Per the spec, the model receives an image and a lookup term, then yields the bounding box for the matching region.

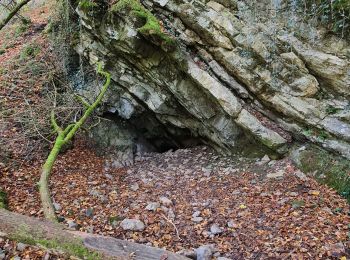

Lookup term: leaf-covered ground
[0,1,349,260]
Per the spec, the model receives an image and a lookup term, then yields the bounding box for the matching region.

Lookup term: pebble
[16,243,27,251]
[53,202,62,212]
[130,183,139,191]
[85,208,94,218]
[210,224,223,235]
[167,209,175,220]
[67,220,78,230]
[191,216,204,223]
[159,196,173,206]
[176,249,196,258]
[196,245,215,260]
[227,220,237,228]
[145,202,160,211]
[266,170,284,179]
[120,219,145,231]
[192,211,201,218]
[0,251,4,260]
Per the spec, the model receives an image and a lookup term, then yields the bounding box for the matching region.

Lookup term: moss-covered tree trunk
[0,0,31,31]
[39,63,111,221]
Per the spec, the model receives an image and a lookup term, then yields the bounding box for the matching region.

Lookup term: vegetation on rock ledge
[111,0,176,52]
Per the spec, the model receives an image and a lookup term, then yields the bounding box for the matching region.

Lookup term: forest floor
[0,1,350,260]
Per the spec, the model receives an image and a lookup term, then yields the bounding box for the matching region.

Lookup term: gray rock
[16,243,27,252]
[227,220,237,228]
[191,216,204,223]
[130,183,139,191]
[210,224,223,235]
[217,257,232,260]
[159,196,173,206]
[145,202,160,211]
[192,211,201,218]
[120,219,145,231]
[85,208,94,218]
[0,232,7,237]
[196,245,216,260]
[0,251,5,260]
[53,202,62,212]
[176,249,196,258]
[67,220,78,230]
[266,170,284,179]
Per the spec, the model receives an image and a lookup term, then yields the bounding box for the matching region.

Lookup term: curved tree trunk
[0,0,31,31]
[39,63,111,221]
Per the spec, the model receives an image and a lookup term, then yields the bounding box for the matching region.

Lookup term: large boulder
[67,0,350,159]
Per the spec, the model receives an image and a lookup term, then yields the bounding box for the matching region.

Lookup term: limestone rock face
[71,0,350,158]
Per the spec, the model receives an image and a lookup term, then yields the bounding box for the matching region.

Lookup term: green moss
[12,226,101,260]
[20,43,40,60]
[111,0,176,52]
[296,146,350,203]
[0,190,8,209]
[78,0,97,12]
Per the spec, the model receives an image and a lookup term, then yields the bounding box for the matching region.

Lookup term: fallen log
[0,209,188,260]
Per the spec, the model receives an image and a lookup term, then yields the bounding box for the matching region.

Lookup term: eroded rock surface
[72,0,350,158]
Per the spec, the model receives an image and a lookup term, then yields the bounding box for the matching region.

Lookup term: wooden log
[0,209,189,260]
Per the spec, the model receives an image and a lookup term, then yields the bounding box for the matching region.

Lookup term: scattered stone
[176,249,196,258]
[295,170,307,180]
[145,202,160,211]
[0,251,5,260]
[192,211,201,218]
[191,216,204,223]
[167,209,176,220]
[16,243,27,252]
[130,183,139,191]
[289,192,298,197]
[202,167,212,177]
[159,196,173,206]
[196,245,215,260]
[266,170,284,179]
[0,232,7,237]
[120,219,145,231]
[256,154,270,166]
[53,202,62,212]
[13,256,21,260]
[67,220,78,230]
[86,226,94,233]
[217,257,231,260]
[227,220,237,228]
[210,224,223,235]
[85,208,94,218]
[105,173,113,180]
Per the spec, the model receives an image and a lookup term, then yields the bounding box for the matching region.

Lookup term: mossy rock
[291,145,350,202]
[111,0,176,52]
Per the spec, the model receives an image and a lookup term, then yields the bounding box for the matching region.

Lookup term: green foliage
[20,43,40,60]
[297,146,350,203]
[111,0,176,52]
[305,0,350,37]
[325,105,341,115]
[0,190,8,209]
[15,19,31,36]
[78,0,97,12]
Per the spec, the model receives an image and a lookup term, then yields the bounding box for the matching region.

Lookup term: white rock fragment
[120,219,145,231]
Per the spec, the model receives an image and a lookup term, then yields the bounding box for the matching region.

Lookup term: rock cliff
[70,0,350,158]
